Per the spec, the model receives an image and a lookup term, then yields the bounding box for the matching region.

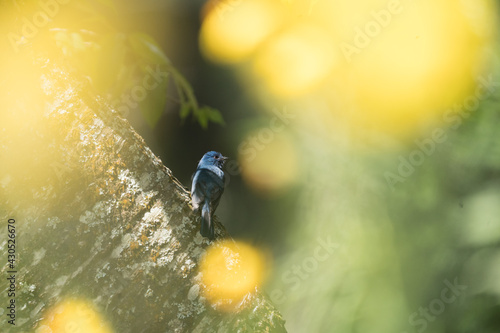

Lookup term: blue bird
[191,151,228,240]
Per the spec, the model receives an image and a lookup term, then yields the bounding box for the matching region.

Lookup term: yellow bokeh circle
[199,0,282,64]
[253,23,336,96]
[338,0,497,136]
[238,132,298,194]
[200,0,497,138]
[199,240,266,311]
[37,299,113,333]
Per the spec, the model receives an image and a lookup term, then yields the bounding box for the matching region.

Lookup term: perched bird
[191,151,228,240]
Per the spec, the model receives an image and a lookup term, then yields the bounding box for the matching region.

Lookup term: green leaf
[128,33,170,66]
[203,106,225,126]
[193,106,225,128]
[180,104,191,120]
[197,110,209,129]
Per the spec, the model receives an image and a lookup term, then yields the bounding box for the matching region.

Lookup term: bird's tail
[200,202,214,240]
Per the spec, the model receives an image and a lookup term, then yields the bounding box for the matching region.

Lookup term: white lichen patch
[87,118,106,143]
[114,133,123,143]
[47,216,61,229]
[79,118,104,148]
[93,200,112,219]
[94,295,104,306]
[40,185,54,197]
[92,233,106,251]
[35,325,51,333]
[32,248,46,266]
[179,258,196,278]
[156,248,175,266]
[190,245,205,261]
[191,316,214,333]
[111,233,133,258]
[94,263,110,282]
[139,172,153,188]
[118,169,143,196]
[55,275,68,287]
[187,284,200,301]
[177,291,206,320]
[168,318,182,331]
[176,303,190,319]
[142,205,167,229]
[192,272,203,284]
[16,317,29,327]
[122,262,155,281]
[170,215,196,239]
[193,233,203,245]
[79,200,112,229]
[136,190,157,209]
[79,210,94,228]
[180,216,197,233]
[150,227,172,246]
[30,302,44,319]
[40,74,53,94]
[70,256,94,280]
[110,226,123,239]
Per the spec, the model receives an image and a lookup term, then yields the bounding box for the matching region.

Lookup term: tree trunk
[0,62,287,333]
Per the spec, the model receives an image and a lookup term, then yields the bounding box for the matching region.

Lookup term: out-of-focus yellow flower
[200,0,497,138]
[336,0,497,137]
[253,23,336,96]
[199,0,282,64]
[199,240,266,311]
[37,299,113,333]
[238,132,298,194]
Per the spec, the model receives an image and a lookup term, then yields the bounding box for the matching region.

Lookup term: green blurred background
[3,0,500,332]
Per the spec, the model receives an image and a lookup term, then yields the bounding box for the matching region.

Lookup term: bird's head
[199,151,228,169]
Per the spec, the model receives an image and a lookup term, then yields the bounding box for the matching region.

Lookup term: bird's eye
[214,155,219,159]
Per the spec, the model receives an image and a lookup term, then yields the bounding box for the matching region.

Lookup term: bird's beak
[222,156,229,161]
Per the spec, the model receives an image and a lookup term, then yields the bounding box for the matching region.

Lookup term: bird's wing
[193,169,224,211]
[191,170,205,210]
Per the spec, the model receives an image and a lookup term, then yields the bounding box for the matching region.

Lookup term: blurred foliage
[197,0,500,332]
[2,0,223,128]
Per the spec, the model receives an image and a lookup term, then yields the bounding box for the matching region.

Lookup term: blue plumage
[191,151,227,240]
